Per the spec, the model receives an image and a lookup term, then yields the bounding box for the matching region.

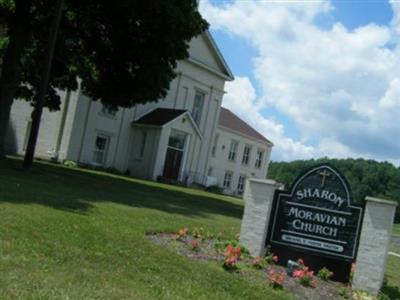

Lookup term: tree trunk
[23,0,64,169]
[0,0,32,158]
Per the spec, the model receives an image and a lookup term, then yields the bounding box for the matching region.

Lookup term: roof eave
[204,30,235,81]
[218,124,274,147]
[187,57,233,81]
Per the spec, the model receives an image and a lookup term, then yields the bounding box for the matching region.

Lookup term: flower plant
[190,239,200,251]
[292,258,315,287]
[173,227,188,241]
[264,246,279,264]
[267,269,286,289]
[252,256,265,269]
[317,267,334,281]
[192,227,204,239]
[350,262,356,284]
[223,244,241,269]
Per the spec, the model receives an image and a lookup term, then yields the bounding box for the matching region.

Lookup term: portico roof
[133,108,187,126]
[132,108,203,139]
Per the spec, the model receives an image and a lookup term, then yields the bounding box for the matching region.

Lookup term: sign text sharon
[269,164,363,260]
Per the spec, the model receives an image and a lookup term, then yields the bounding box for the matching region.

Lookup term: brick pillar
[353,196,398,295]
[239,178,282,257]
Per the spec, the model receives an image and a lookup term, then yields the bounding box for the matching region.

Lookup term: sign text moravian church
[269,164,363,260]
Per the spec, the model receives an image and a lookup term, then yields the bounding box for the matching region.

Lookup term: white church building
[5,31,273,196]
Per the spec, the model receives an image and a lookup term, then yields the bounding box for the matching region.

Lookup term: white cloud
[200,0,400,165]
[223,77,317,160]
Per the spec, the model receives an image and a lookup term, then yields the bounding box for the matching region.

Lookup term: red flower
[351,263,356,273]
[267,269,286,288]
[223,244,241,269]
[293,269,304,278]
[235,246,241,256]
[191,239,199,250]
[224,244,234,257]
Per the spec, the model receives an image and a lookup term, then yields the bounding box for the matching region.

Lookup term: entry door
[163,148,183,180]
[163,129,186,180]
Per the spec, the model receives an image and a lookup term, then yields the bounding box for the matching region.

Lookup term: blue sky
[200,0,400,165]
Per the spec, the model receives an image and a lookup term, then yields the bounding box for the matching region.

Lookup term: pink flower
[253,256,262,264]
[293,269,304,278]
[272,255,278,263]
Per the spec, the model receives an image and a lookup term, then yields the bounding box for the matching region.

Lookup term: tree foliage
[1,0,208,108]
[268,158,400,222]
[0,0,208,155]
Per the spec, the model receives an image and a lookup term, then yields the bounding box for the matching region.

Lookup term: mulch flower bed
[147,230,361,300]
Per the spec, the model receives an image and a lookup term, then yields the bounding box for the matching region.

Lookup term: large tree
[0,0,208,157]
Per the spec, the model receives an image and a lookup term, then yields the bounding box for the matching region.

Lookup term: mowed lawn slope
[0,158,292,300]
[393,224,400,236]
[1,158,399,299]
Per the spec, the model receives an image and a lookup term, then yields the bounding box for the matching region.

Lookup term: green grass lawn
[393,223,400,236]
[381,255,400,299]
[0,158,292,299]
[0,158,399,299]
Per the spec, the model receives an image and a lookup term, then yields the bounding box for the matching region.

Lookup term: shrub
[317,267,333,281]
[292,259,315,287]
[223,244,241,269]
[105,167,123,175]
[205,185,223,194]
[267,269,286,289]
[192,227,204,239]
[338,286,350,299]
[172,228,188,241]
[63,160,77,168]
[352,290,377,300]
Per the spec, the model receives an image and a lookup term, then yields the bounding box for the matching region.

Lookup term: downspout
[112,108,126,167]
[77,98,92,163]
[173,72,182,109]
[55,90,71,161]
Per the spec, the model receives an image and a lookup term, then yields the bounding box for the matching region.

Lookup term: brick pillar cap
[248,178,283,188]
[365,196,398,207]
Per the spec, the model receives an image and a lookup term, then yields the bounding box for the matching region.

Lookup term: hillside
[267,158,400,222]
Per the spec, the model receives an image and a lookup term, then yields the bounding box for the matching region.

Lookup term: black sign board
[268,164,363,262]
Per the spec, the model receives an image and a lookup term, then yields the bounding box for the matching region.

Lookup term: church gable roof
[218,107,273,145]
[187,31,234,81]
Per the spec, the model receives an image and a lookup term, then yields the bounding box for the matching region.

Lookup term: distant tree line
[267,158,400,223]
